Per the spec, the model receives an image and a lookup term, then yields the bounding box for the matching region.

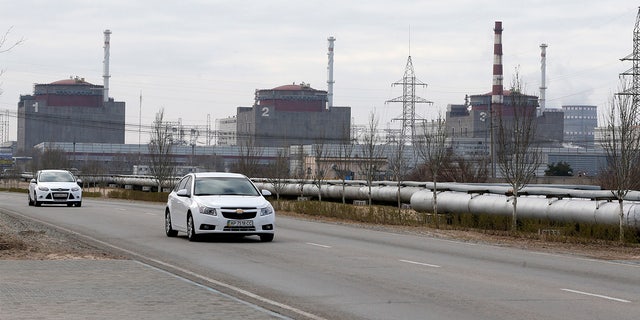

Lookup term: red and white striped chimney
[491,21,503,107]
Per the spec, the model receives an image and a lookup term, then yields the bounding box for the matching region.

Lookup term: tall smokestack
[327,36,335,110]
[539,43,548,115]
[103,29,111,103]
[491,21,503,107]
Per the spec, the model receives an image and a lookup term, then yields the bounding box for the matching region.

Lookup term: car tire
[34,196,41,207]
[260,234,274,242]
[187,214,199,242]
[28,193,34,206]
[165,210,178,237]
[75,202,82,207]
[67,203,73,207]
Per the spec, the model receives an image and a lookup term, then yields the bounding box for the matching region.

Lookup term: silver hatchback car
[165,172,275,242]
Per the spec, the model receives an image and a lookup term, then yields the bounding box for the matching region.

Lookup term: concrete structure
[327,36,336,110]
[215,116,237,146]
[17,77,126,151]
[562,105,598,148]
[539,43,548,114]
[236,83,350,147]
[446,93,564,147]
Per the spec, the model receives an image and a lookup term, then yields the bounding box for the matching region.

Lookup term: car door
[171,175,193,231]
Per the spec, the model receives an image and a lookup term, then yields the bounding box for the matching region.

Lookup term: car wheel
[75,202,82,207]
[165,210,178,237]
[187,214,199,242]
[260,234,274,242]
[28,193,34,206]
[34,194,41,207]
[67,203,73,207]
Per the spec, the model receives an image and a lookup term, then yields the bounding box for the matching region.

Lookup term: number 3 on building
[261,107,270,117]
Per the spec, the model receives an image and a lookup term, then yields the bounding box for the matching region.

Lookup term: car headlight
[71,187,80,192]
[37,186,49,191]
[199,206,217,216]
[260,206,274,216]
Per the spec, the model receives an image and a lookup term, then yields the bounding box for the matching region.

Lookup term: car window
[183,176,192,196]
[39,171,75,183]
[174,177,187,192]
[194,177,260,196]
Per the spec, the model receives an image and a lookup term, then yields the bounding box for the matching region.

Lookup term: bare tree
[495,74,543,232]
[311,141,329,202]
[358,111,385,206]
[600,78,640,242]
[265,149,290,200]
[388,136,409,212]
[234,135,263,178]
[0,27,24,95]
[32,147,70,171]
[336,139,355,204]
[415,115,449,227]
[148,108,176,192]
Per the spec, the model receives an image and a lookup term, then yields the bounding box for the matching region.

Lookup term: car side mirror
[261,189,272,197]
[76,179,83,188]
[29,178,36,184]
[176,189,190,197]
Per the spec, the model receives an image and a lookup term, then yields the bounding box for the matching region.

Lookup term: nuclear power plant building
[17,77,126,151]
[236,83,351,147]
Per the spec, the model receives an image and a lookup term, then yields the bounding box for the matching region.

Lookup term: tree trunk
[619,199,625,243]
[511,192,518,232]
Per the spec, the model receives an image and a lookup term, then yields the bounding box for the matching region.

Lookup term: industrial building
[16,30,125,152]
[236,82,351,148]
[17,77,126,151]
[562,105,598,148]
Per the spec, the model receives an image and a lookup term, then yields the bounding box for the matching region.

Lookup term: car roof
[191,172,248,179]
[38,169,72,173]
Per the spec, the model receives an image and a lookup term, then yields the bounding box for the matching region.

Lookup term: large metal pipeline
[252,179,640,230]
[76,175,640,229]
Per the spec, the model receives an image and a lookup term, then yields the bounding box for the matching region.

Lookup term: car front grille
[46,192,70,201]
[220,207,257,219]
[223,226,256,232]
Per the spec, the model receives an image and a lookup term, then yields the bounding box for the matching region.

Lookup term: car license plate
[227,220,253,227]
[53,193,68,199]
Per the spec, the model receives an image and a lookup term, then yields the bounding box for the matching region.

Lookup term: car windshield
[193,177,260,196]
[39,171,75,183]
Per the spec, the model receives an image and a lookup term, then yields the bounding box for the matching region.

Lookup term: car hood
[38,182,80,190]
[195,195,270,208]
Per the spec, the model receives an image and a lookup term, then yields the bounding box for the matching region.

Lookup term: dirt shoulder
[0,211,124,260]
[1,209,639,262]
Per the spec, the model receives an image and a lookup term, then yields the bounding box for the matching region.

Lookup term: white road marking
[399,259,441,268]
[306,242,332,248]
[561,288,631,303]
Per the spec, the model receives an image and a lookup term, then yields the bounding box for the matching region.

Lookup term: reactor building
[16,30,125,152]
[236,82,351,147]
[17,77,126,151]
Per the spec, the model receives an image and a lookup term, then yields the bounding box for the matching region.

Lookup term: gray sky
[0,0,638,144]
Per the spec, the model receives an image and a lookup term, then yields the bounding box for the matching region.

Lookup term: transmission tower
[386,56,433,142]
[619,7,640,105]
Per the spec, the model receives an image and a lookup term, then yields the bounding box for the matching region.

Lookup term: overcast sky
[1,0,638,144]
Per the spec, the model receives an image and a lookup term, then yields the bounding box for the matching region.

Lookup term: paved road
[1,192,640,319]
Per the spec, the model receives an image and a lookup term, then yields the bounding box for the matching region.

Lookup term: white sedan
[165,172,275,242]
[28,169,83,207]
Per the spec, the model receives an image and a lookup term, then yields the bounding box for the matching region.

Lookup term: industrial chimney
[327,36,335,110]
[103,29,111,103]
[539,43,548,115]
[491,21,504,108]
